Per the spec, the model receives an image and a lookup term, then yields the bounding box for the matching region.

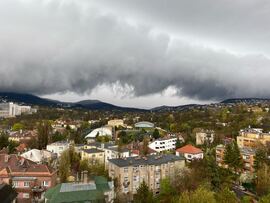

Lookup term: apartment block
[237,128,270,148]
[148,135,184,153]
[108,154,185,196]
[216,144,256,174]
[196,130,214,145]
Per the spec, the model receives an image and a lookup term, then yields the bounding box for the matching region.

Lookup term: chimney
[4,155,9,163]
[83,170,88,183]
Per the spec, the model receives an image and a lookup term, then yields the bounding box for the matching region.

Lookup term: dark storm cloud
[0,0,270,101]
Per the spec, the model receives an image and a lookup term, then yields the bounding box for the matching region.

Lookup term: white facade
[21,149,53,163]
[0,102,33,118]
[176,151,203,162]
[148,138,178,152]
[85,127,113,138]
[46,141,69,157]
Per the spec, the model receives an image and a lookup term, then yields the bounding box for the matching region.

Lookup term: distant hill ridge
[0,92,270,112]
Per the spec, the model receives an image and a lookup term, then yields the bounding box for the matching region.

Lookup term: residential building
[108,154,185,196]
[216,144,256,174]
[176,144,203,162]
[8,130,37,143]
[0,102,34,118]
[237,127,270,148]
[77,142,130,167]
[46,141,69,157]
[196,130,214,145]
[107,119,125,128]
[148,136,184,153]
[0,183,17,203]
[85,126,113,139]
[21,149,54,164]
[81,148,105,164]
[0,154,57,203]
[44,176,114,203]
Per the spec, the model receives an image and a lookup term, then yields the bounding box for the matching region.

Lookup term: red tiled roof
[0,154,55,174]
[176,144,203,154]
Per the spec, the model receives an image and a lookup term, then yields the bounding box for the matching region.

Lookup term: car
[239,185,246,191]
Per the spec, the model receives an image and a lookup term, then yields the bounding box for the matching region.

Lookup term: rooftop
[176,144,203,154]
[108,154,184,167]
[83,148,104,154]
[45,176,112,203]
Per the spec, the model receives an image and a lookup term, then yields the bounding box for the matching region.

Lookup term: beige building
[81,148,105,164]
[216,144,256,174]
[196,130,214,145]
[237,128,270,148]
[108,154,185,196]
[107,119,125,128]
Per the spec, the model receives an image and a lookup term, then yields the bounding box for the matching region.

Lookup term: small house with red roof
[176,144,203,162]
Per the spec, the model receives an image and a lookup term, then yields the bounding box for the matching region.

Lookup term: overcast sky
[1,0,270,108]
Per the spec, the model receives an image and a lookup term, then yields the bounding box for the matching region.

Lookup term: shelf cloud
[1,0,270,105]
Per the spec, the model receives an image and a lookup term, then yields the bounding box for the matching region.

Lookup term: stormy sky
[1,0,270,108]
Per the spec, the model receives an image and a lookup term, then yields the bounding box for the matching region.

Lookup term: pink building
[0,154,57,203]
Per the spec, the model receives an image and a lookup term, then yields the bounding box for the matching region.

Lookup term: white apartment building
[0,102,33,118]
[148,136,184,153]
[46,141,69,157]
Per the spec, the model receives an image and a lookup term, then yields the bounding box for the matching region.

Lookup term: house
[44,176,114,203]
[176,144,203,162]
[0,183,17,203]
[77,142,130,167]
[108,154,185,196]
[8,130,37,143]
[0,154,57,203]
[195,130,214,145]
[46,141,69,157]
[148,135,184,153]
[81,148,105,164]
[21,149,53,164]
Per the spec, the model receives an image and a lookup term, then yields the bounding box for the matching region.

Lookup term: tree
[12,123,25,131]
[8,140,19,154]
[256,164,270,196]
[59,149,71,183]
[178,186,216,203]
[142,138,149,156]
[0,132,9,149]
[224,141,243,172]
[215,187,238,203]
[254,146,268,170]
[175,137,182,149]
[37,121,52,149]
[159,178,176,202]
[152,129,160,139]
[259,192,270,203]
[134,181,154,203]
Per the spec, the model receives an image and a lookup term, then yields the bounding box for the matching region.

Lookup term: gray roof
[83,148,104,154]
[108,154,185,167]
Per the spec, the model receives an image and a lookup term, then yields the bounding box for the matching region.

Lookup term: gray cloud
[0,0,270,102]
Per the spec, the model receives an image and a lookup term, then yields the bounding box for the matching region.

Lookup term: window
[124,167,128,173]
[24,181,30,187]
[43,181,49,187]
[13,181,18,188]
[22,193,29,198]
